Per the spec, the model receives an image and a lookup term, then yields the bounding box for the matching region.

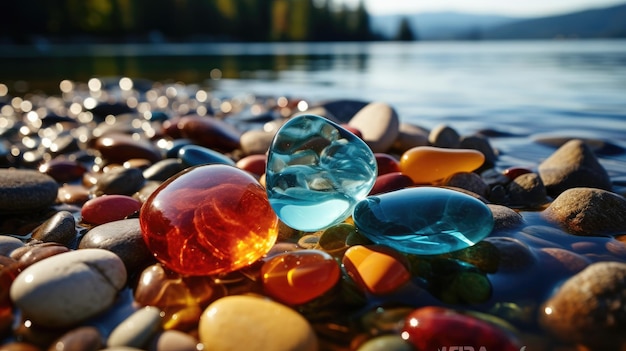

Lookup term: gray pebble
[428,124,460,148]
[94,167,145,196]
[107,306,162,349]
[0,169,59,212]
[31,210,76,247]
[506,172,549,208]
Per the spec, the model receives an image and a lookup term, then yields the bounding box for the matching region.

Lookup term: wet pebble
[81,195,142,226]
[93,133,162,165]
[142,159,185,182]
[10,248,127,328]
[505,172,549,208]
[146,330,199,351]
[348,102,399,153]
[542,187,626,235]
[0,169,59,212]
[107,306,162,349]
[538,139,612,196]
[198,295,318,351]
[484,237,537,272]
[428,124,460,148]
[57,184,91,204]
[399,146,485,184]
[487,204,524,232]
[443,172,490,198]
[540,261,626,349]
[78,218,153,274]
[239,129,275,155]
[30,211,76,247]
[38,159,87,183]
[178,144,235,167]
[48,326,104,351]
[176,115,241,152]
[0,235,24,256]
[342,245,410,295]
[93,167,145,196]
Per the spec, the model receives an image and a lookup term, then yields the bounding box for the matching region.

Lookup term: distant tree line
[1,0,380,44]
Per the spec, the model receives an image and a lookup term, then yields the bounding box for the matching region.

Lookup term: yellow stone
[399,146,485,184]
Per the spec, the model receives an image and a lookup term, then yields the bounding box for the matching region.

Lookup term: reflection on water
[1,40,625,170]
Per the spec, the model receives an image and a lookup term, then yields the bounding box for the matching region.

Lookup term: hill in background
[371,2,626,40]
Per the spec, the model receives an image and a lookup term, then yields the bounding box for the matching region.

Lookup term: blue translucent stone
[178,144,236,167]
[265,114,377,231]
[352,187,494,255]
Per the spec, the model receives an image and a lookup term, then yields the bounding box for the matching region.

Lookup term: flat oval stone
[265,114,377,231]
[348,102,399,153]
[94,167,145,196]
[198,295,318,351]
[261,249,340,305]
[353,187,494,255]
[177,115,241,152]
[107,306,162,349]
[9,248,127,328]
[49,326,104,351]
[81,195,142,226]
[147,330,199,351]
[79,218,153,274]
[342,245,410,295]
[0,169,59,212]
[399,146,485,184]
[177,144,235,168]
[31,210,76,247]
[236,154,267,177]
[142,159,185,182]
[39,159,87,183]
[93,133,162,165]
[401,306,520,351]
[140,164,278,275]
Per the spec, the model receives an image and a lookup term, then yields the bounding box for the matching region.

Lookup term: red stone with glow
[140,164,278,276]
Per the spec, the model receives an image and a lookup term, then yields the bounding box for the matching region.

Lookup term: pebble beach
[1,77,626,351]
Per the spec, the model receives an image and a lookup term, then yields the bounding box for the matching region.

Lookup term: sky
[341,0,626,17]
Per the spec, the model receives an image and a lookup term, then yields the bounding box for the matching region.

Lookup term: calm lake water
[2,39,626,179]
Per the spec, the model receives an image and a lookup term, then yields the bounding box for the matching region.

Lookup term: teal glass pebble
[352,187,494,255]
[178,144,236,167]
[265,114,377,231]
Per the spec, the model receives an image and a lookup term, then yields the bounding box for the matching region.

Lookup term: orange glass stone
[399,146,485,184]
[342,245,410,295]
[140,164,279,276]
[261,250,340,305]
[134,263,224,330]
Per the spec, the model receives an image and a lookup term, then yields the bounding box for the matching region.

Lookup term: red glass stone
[81,195,142,225]
[140,164,278,276]
[375,153,401,175]
[502,166,533,180]
[401,307,520,351]
[261,250,340,305]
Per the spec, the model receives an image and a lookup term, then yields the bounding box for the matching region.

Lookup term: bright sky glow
[342,0,626,17]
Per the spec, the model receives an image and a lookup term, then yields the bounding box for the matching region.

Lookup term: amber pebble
[261,250,340,305]
[177,115,241,152]
[39,159,87,183]
[375,153,400,175]
[401,307,520,351]
[140,164,278,276]
[399,146,485,184]
[134,263,225,331]
[369,172,414,195]
[93,133,162,164]
[342,245,410,295]
[236,154,267,177]
[81,195,142,226]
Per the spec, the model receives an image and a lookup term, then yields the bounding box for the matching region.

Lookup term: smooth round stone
[240,129,276,155]
[261,250,340,305]
[140,164,278,275]
[177,115,241,152]
[39,159,87,183]
[0,169,59,212]
[353,187,494,255]
[198,295,318,351]
[342,245,410,295]
[81,195,142,226]
[9,248,127,328]
[370,172,414,195]
[357,335,413,351]
[374,153,400,175]
[177,144,235,167]
[31,210,76,247]
[142,159,185,182]
[0,236,24,256]
[236,154,267,177]
[147,330,199,351]
[399,146,485,184]
[107,306,162,349]
[348,102,399,153]
[49,326,104,351]
[401,307,520,351]
[93,133,162,165]
[265,114,377,231]
[428,124,460,148]
[94,167,145,196]
[79,218,153,274]
[57,184,91,204]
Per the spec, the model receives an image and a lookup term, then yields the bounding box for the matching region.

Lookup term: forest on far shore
[1,0,417,44]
